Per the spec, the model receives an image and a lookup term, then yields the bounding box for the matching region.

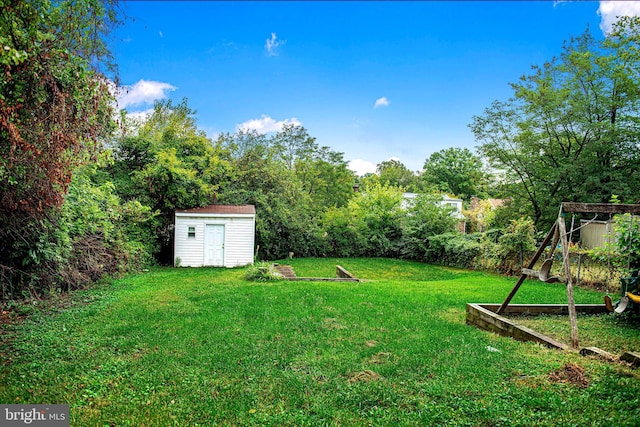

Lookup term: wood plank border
[466,303,609,350]
[285,277,359,282]
[285,265,360,282]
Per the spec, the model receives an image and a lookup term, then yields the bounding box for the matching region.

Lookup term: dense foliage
[2,5,640,299]
[215,125,355,260]
[0,0,122,297]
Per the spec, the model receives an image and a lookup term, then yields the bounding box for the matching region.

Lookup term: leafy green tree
[216,125,355,259]
[272,124,317,171]
[376,159,422,192]
[471,21,640,227]
[108,99,229,261]
[295,145,356,211]
[217,131,321,259]
[422,148,489,200]
[400,194,459,260]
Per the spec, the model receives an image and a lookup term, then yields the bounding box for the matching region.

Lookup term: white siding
[174,220,205,267]
[580,220,613,250]
[220,217,255,267]
[174,213,255,267]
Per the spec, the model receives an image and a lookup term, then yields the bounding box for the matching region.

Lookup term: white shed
[174,204,256,267]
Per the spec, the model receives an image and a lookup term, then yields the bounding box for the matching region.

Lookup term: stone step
[275,264,297,279]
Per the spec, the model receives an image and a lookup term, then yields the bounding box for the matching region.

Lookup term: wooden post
[497,222,558,315]
[558,212,579,349]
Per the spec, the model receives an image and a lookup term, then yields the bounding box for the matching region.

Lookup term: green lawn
[1,258,639,426]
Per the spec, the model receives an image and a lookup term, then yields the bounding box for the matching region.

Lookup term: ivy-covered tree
[0,0,121,294]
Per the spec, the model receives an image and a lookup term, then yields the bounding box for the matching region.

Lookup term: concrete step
[275,264,297,279]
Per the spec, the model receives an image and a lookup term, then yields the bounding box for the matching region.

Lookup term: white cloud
[125,108,154,122]
[374,96,390,108]
[116,79,177,110]
[265,32,284,56]
[236,115,301,133]
[348,159,377,176]
[598,1,640,34]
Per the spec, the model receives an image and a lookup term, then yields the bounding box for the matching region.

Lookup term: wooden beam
[562,202,640,214]
[497,222,558,315]
[558,213,579,349]
[466,304,568,350]
[621,351,640,367]
[336,265,358,280]
[478,304,609,315]
[580,347,616,362]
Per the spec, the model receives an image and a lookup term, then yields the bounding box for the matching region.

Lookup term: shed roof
[175,204,256,215]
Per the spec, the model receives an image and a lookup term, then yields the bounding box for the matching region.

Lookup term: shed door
[204,224,225,266]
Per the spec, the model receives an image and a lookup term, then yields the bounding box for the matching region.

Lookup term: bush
[425,233,484,269]
[494,218,537,275]
[244,262,285,281]
[400,193,459,260]
[589,213,640,278]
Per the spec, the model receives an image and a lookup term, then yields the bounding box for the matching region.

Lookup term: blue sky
[113,1,640,175]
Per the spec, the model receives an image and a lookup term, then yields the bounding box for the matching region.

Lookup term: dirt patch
[365,340,377,347]
[348,369,382,383]
[548,363,590,388]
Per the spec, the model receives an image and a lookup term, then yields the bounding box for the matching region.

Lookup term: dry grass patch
[367,352,392,364]
[347,370,383,383]
[323,317,346,330]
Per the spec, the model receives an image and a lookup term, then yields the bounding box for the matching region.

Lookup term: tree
[108,99,229,262]
[422,148,489,200]
[376,159,422,192]
[294,145,356,211]
[215,125,355,259]
[471,21,640,227]
[0,0,119,214]
[0,0,121,293]
[321,183,405,258]
[400,193,459,260]
[216,130,321,259]
[271,124,317,170]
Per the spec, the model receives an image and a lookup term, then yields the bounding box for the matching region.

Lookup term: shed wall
[174,214,255,267]
[580,220,613,250]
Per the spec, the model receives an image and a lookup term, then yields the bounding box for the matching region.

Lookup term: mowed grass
[1,258,639,426]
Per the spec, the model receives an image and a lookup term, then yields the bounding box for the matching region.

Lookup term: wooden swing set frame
[496,202,640,349]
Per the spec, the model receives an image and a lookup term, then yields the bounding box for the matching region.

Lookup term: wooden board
[621,351,640,368]
[562,202,640,214]
[479,304,609,315]
[466,303,568,350]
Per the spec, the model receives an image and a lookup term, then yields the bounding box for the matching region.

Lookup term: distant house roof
[175,204,256,215]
